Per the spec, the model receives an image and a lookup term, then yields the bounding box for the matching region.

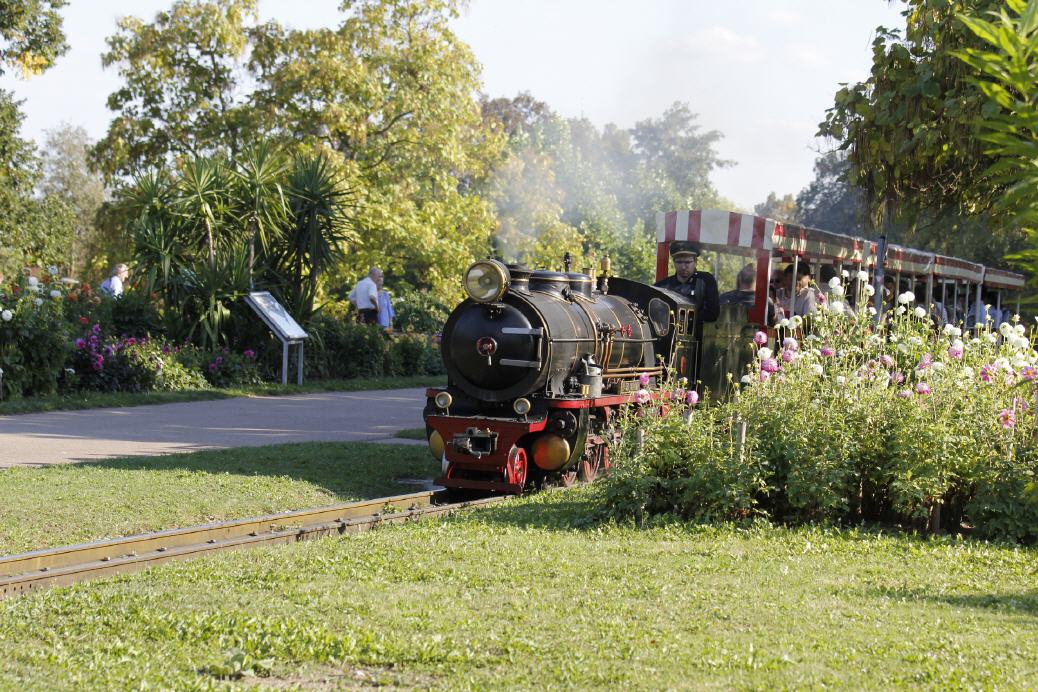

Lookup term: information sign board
[244,292,308,341]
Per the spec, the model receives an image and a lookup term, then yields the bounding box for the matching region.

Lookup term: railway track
[0,489,505,599]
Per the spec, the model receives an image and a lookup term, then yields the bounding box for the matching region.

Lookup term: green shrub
[607,402,763,523]
[608,280,1038,543]
[0,283,72,398]
[393,288,450,334]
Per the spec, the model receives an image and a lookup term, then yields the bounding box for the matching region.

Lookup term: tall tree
[795,151,865,235]
[754,192,800,224]
[819,0,1005,232]
[249,0,501,298]
[92,0,259,179]
[0,0,67,77]
[39,125,106,274]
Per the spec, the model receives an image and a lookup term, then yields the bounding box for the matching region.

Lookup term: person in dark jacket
[654,240,720,323]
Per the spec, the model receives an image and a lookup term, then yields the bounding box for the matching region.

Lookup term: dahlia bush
[609,277,1038,542]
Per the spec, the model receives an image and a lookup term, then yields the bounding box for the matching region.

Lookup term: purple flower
[74,338,86,349]
[947,345,964,360]
[162,345,170,355]
[208,363,218,373]
[820,346,835,358]
[915,381,931,395]
[753,331,768,346]
[635,388,651,404]
[880,354,894,369]
[638,372,650,386]
[1020,365,1037,381]
[103,346,114,357]
[917,354,933,370]
[215,356,223,366]
[759,370,772,383]
[890,372,905,385]
[781,349,796,364]
[981,365,994,384]
[897,389,912,399]
[91,324,101,335]
[761,357,780,374]
[243,349,256,360]
[782,337,799,351]
[686,390,700,406]
[998,408,1016,429]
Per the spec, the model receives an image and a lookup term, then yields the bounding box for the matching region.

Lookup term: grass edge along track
[0,489,505,599]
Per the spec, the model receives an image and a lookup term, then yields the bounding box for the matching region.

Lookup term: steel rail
[0,490,505,599]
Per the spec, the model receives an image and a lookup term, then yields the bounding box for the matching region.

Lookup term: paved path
[0,388,429,468]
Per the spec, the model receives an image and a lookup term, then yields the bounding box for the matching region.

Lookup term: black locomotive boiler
[424,258,699,493]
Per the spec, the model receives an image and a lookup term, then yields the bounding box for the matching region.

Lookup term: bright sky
[0,0,904,211]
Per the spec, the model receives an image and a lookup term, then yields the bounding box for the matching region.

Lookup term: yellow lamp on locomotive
[434,391,453,409]
[512,397,532,415]
[464,259,510,302]
[428,429,445,460]
[530,433,571,471]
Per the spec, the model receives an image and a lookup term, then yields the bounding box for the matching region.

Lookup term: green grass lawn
[0,375,444,416]
[0,442,438,555]
[2,484,1036,689]
[394,426,427,440]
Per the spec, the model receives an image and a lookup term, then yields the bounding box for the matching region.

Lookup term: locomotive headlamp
[434,391,453,409]
[513,397,532,415]
[464,259,510,302]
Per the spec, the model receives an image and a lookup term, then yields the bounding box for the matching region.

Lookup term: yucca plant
[231,142,288,289]
[273,153,358,320]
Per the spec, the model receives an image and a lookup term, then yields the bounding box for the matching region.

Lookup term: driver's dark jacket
[654,272,720,324]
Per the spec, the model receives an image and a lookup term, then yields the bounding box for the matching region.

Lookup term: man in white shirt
[349,268,383,324]
[100,263,129,297]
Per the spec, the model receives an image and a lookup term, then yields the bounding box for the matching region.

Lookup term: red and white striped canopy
[655,210,773,252]
[772,223,875,265]
[884,244,934,276]
[655,209,1025,290]
[983,267,1026,290]
[933,254,984,284]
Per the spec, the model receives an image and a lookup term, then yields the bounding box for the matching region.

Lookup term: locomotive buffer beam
[452,427,498,458]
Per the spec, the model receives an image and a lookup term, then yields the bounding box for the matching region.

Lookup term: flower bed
[608,276,1038,542]
[0,269,444,400]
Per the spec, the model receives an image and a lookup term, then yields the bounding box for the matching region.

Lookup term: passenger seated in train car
[719,263,780,326]
[818,265,838,296]
[791,263,817,316]
[968,289,1001,329]
[882,275,896,312]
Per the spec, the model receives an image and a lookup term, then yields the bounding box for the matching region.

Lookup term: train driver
[654,240,720,325]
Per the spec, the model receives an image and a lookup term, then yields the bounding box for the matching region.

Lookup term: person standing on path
[350,268,382,324]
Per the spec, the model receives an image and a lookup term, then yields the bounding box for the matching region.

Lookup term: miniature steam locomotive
[423,257,698,493]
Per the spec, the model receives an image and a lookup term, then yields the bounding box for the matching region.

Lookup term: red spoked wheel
[579,443,608,483]
[505,446,529,489]
[559,469,578,487]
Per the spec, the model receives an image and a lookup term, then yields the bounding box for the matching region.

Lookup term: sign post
[243,292,309,385]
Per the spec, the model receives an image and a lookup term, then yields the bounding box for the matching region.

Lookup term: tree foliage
[819,1,1003,223]
[792,151,866,236]
[92,0,259,179]
[39,125,107,274]
[480,96,730,282]
[754,192,800,225]
[0,0,68,77]
[955,0,1038,282]
[0,93,74,279]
